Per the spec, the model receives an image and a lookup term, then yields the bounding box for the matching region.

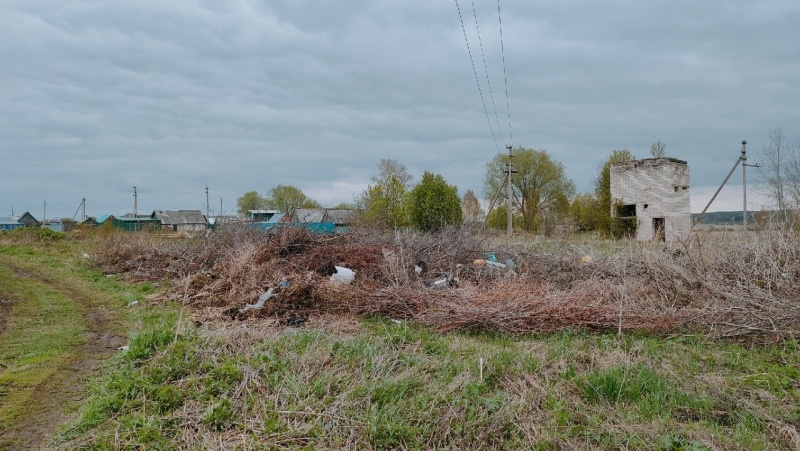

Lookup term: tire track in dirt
[0,297,16,336]
[0,261,126,450]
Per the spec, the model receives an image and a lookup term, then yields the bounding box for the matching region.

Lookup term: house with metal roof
[0,212,41,230]
[151,210,207,232]
[96,214,160,231]
[0,217,24,231]
[248,210,280,222]
[290,208,360,234]
[293,208,326,223]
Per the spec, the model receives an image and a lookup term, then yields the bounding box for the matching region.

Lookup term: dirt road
[0,260,126,450]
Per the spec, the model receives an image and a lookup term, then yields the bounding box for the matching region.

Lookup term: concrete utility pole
[506,145,514,238]
[205,184,210,221]
[82,197,86,222]
[741,140,761,235]
[741,141,748,234]
[133,186,138,217]
[43,201,46,226]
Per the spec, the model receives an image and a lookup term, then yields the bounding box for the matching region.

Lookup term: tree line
[235,132,800,235]
[236,144,654,235]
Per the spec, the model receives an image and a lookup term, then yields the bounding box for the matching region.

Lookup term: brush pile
[94,226,800,339]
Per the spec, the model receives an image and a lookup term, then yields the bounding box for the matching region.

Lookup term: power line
[497,0,513,145]
[454,0,500,153]
[471,0,506,146]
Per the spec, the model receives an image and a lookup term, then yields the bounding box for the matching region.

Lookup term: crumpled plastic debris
[240,287,275,313]
[330,266,356,285]
[430,272,456,288]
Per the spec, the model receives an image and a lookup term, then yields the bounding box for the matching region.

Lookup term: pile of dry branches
[93,226,800,339]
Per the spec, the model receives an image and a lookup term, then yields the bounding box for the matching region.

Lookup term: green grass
[55,316,800,450]
[0,264,83,430]
[3,234,800,449]
[0,234,173,445]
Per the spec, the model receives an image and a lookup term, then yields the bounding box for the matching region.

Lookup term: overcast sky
[2,0,798,220]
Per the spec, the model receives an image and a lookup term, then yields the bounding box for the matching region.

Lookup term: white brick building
[610,158,690,241]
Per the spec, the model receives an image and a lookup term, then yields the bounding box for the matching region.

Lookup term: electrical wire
[471,0,506,146]
[497,0,513,145]
[454,0,500,153]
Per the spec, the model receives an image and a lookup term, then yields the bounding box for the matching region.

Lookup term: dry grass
[93,225,800,340]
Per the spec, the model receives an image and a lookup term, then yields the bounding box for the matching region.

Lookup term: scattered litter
[486,252,497,262]
[330,266,355,285]
[285,316,307,327]
[82,253,90,259]
[580,255,592,263]
[117,345,129,352]
[278,277,290,288]
[239,287,275,313]
[392,319,403,324]
[473,259,486,267]
[414,261,428,275]
[127,300,139,307]
[485,261,507,270]
[430,272,456,288]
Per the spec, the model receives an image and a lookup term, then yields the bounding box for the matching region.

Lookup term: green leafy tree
[486,205,522,230]
[461,189,484,222]
[408,171,462,231]
[484,147,575,232]
[594,149,635,233]
[236,191,266,215]
[357,159,412,229]
[569,192,602,231]
[264,185,320,214]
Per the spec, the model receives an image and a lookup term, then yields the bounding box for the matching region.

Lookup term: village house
[0,212,41,230]
[151,210,207,232]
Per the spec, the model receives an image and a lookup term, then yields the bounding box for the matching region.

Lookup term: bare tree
[372,158,413,187]
[650,140,666,158]
[461,189,484,222]
[756,128,800,224]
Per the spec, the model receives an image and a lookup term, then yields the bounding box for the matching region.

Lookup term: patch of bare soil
[0,261,126,451]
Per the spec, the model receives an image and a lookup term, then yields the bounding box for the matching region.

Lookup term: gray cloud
[1,0,798,219]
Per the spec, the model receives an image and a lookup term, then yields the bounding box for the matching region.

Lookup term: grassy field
[58,316,800,449]
[1,229,799,449]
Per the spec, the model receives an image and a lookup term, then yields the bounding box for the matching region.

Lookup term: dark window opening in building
[618,204,636,218]
[614,204,638,238]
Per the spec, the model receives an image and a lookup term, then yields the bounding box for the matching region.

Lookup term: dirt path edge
[0,260,126,450]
